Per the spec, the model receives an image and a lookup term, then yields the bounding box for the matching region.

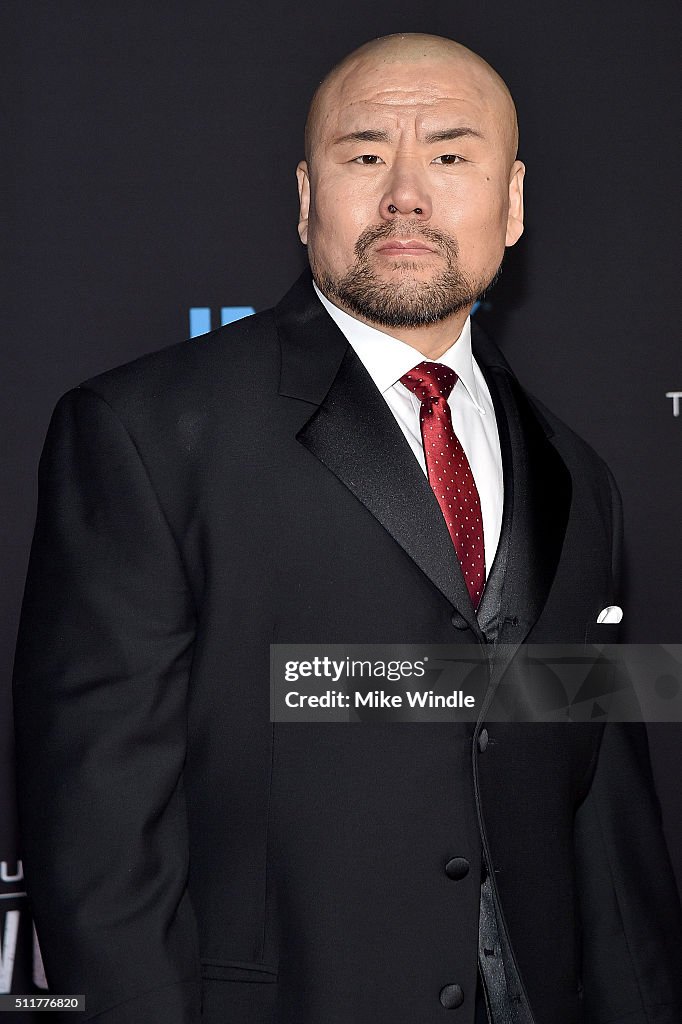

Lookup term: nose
[380,160,432,221]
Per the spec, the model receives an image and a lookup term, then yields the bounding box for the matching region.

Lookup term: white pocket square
[597,605,623,624]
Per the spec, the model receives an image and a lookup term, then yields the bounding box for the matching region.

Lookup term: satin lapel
[473,325,573,680]
[299,349,483,633]
[275,272,483,636]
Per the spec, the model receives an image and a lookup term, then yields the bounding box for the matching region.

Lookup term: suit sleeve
[12,386,202,1022]
[574,723,682,1022]
[574,466,682,1023]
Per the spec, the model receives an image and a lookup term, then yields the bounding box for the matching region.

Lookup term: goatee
[312,222,502,329]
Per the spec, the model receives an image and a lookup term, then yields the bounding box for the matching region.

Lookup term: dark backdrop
[3,0,680,1011]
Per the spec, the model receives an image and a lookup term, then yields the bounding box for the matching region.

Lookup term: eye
[352,154,384,165]
[433,154,464,165]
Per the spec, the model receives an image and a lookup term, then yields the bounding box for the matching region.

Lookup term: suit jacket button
[451,611,469,630]
[478,728,489,752]
[445,857,470,880]
[439,984,465,1009]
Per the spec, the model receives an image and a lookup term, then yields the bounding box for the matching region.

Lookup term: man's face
[297,53,525,329]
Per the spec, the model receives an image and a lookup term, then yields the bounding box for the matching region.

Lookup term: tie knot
[400,361,458,403]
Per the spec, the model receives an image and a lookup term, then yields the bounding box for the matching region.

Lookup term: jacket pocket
[200,960,277,983]
[200,964,278,1022]
[584,621,621,646]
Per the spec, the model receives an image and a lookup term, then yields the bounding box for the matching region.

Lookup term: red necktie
[400,361,486,608]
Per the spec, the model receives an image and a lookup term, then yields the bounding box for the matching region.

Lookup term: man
[12,32,682,1024]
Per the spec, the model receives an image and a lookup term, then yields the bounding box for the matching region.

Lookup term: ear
[296,161,310,245]
[505,160,525,247]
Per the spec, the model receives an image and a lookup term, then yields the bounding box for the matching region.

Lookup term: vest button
[451,611,469,630]
[478,728,489,752]
[439,984,465,1009]
[445,857,470,880]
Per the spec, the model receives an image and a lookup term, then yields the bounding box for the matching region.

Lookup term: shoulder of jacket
[525,390,621,510]
[79,308,277,397]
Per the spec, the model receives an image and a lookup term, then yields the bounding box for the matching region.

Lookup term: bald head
[296,31,526,347]
[304,33,519,168]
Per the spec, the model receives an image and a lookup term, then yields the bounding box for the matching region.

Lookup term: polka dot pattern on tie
[400,360,486,609]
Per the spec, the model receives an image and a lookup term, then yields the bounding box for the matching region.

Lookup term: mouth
[374,239,438,256]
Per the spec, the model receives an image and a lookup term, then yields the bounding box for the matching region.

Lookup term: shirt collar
[313,282,486,413]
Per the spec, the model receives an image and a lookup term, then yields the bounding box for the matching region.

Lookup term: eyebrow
[332,126,485,146]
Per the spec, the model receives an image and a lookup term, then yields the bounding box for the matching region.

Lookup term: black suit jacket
[13,272,682,1023]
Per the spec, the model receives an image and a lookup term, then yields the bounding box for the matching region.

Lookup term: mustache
[354,221,459,261]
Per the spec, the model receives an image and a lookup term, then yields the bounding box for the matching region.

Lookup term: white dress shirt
[314,283,503,572]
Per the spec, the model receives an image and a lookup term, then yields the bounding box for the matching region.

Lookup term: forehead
[321,56,503,134]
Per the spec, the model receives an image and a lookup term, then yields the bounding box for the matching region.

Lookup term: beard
[312,221,502,329]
